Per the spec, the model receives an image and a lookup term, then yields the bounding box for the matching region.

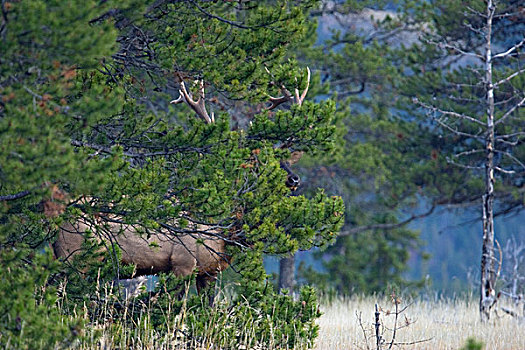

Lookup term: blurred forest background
[266,207,524,294]
[265,0,525,297]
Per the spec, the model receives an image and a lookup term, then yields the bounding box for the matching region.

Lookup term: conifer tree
[1,1,125,347]
[297,0,523,300]
[1,0,344,347]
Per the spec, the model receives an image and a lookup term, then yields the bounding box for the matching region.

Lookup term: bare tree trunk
[278,254,296,293]
[413,0,525,323]
[480,0,497,321]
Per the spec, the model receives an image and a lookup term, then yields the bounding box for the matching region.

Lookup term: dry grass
[315,295,525,350]
[59,283,525,349]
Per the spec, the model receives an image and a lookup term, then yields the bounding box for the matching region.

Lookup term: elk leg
[196,273,217,307]
[169,278,191,301]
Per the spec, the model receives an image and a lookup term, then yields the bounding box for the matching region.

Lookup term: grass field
[315,295,525,350]
[70,289,525,349]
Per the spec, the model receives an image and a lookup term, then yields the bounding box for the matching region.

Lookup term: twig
[494,145,525,168]
[495,96,525,126]
[393,338,434,346]
[423,37,484,59]
[375,304,381,350]
[494,167,516,174]
[493,38,525,59]
[494,68,525,87]
[189,0,251,30]
[339,205,436,236]
[356,311,371,350]
[388,295,399,350]
[414,98,485,126]
[0,190,32,201]
[445,157,484,170]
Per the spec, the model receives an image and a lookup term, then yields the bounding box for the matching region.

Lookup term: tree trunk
[480,0,497,321]
[278,254,296,294]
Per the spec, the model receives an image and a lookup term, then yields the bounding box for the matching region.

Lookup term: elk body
[45,190,230,296]
[53,219,228,294]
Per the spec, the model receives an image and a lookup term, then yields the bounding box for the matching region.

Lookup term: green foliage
[185,284,321,349]
[297,0,524,296]
[153,1,313,98]
[0,1,126,347]
[399,0,525,203]
[295,1,434,294]
[0,247,82,349]
[396,0,525,291]
[461,337,484,350]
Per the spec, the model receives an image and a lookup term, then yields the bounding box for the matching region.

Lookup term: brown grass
[315,295,525,350]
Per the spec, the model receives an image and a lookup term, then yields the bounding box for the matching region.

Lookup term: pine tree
[1,1,344,347]
[296,0,523,301]
[0,1,126,347]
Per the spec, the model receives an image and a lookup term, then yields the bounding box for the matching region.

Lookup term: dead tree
[503,238,525,298]
[500,237,525,319]
[415,0,525,321]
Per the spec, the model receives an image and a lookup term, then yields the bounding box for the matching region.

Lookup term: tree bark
[480,0,497,321]
[278,254,296,293]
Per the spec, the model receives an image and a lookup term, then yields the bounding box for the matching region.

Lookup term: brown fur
[45,186,230,295]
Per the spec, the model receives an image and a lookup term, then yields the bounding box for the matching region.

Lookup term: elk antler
[170,78,214,124]
[264,67,312,190]
[294,66,310,107]
[265,67,310,110]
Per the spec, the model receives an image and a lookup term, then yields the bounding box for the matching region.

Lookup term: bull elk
[47,189,229,298]
[45,183,233,307]
[49,68,310,301]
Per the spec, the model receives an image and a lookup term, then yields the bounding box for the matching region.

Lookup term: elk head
[265,66,310,190]
[170,67,311,191]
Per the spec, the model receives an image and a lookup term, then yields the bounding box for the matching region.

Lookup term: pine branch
[463,22,484,35]
[454,149,484,158]
[338,205,436,237]
[70,139,209,158]
[432,116,483,140]
[496,132,525,146]
[189,0,251,30]
[423,38,484,59]
[446,157,484,170]
[465,6,486,18]
[495,94,521,107]
[494,149,525,170]
[414,98,486,126]
[494,167,515,174]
